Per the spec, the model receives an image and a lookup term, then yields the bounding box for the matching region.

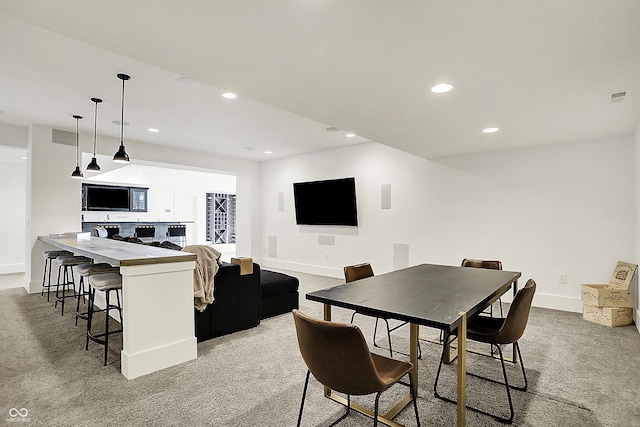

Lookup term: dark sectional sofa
[98,236,299,340]
[260,269,300,319]
[194,261,299,342]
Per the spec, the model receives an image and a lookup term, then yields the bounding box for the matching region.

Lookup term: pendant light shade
[86,97,102,172]
[113,73,131,163]
[71,115,84,179]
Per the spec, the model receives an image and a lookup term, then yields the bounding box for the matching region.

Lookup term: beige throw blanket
[181,245,221,312]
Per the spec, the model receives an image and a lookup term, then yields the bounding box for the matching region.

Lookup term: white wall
[0,124,28,274]
[260,136,636,313]
[0,155,26,274]
[0,122,28,148]
[635,125,640,332]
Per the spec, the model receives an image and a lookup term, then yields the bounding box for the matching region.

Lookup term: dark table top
[306,263,521,332]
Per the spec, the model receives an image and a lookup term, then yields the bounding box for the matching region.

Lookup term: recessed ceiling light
[148,128,159,133]
[326,126,340,132]
[21,156,27,160]
[345,133,356,138]
[482,127,499,133]
[243,146,255,151]
[112,120,130,126]
[431,83,453,94]
[264,151,272,154]
[222,92,237,99]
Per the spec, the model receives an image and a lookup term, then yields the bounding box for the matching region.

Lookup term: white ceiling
[1,1,639,162]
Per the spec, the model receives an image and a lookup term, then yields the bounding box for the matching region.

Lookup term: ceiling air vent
[610,91,627,103]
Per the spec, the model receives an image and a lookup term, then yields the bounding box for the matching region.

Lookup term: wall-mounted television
[293,177,358,226]
[84,185,130,211]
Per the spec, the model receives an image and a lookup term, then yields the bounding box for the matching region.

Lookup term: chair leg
[297,370,310,427]
[433,332,451,399]
[495,344,515,424]
[54,265,62,308]
[61,266,69,316]
[86,287,95,351]
[511,341,528,392]
[297,370,351,427]
[373,318,394,357]
[327,395,350,427]
[41,258,48,297]
[433,334,521,424]
[116,289,123,324]
[409,372,421,427]
[75,276,85,326]
[46,260,54,301]
[104,290,110,366]
[57,265,77,316]
[373,392,382,427]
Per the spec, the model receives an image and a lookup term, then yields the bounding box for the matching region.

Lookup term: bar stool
[54,255,92,316]
[134,225,156,243]
[166,224,187,246]
[41,250,73,301]
[86,272,123,366]
[75,263,120,326]
[103,225,120,238]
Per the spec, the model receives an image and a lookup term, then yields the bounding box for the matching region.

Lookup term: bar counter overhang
[39,234,197,379]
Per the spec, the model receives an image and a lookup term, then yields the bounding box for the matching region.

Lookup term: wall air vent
[610,91,627,103]
[52,129,76,146]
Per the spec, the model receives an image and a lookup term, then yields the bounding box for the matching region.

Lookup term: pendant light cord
[120,77,125,147]
[75,116,80,166]
[93,100,98,155]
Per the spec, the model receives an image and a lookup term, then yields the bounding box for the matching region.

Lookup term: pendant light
[86,97,102,172]
[70,115,84,179]
[113,73,131,163]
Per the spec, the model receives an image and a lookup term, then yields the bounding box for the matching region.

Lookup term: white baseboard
[0,263,25,275]
[532,292,582,313]
[27,279,41,294]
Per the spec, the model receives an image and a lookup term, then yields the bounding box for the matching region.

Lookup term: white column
[26,124,82,293]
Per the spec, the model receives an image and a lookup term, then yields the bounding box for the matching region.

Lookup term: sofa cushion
[261,270,299,298]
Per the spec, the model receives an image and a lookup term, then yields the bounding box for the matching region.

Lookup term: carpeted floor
[1,269,639,426]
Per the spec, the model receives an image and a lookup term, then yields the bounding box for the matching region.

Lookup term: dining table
[306,263,521,427]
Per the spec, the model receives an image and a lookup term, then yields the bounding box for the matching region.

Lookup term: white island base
[120,262,197,379]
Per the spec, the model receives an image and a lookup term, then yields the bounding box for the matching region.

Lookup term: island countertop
[39,234,196,266]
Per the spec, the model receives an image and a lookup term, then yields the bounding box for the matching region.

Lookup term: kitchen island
[39,234,197,379]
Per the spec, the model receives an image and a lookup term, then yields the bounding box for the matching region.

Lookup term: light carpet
[1,269,639,426]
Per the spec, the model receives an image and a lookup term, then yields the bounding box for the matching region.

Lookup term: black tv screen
[293,177,358,226]
[85,185,130,211]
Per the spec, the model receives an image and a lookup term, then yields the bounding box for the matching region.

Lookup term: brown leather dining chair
[344,263,420,358]
[344,263,392,356]
[461,258,504,317]
[292,310,420,427]
[434,279,537,424]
